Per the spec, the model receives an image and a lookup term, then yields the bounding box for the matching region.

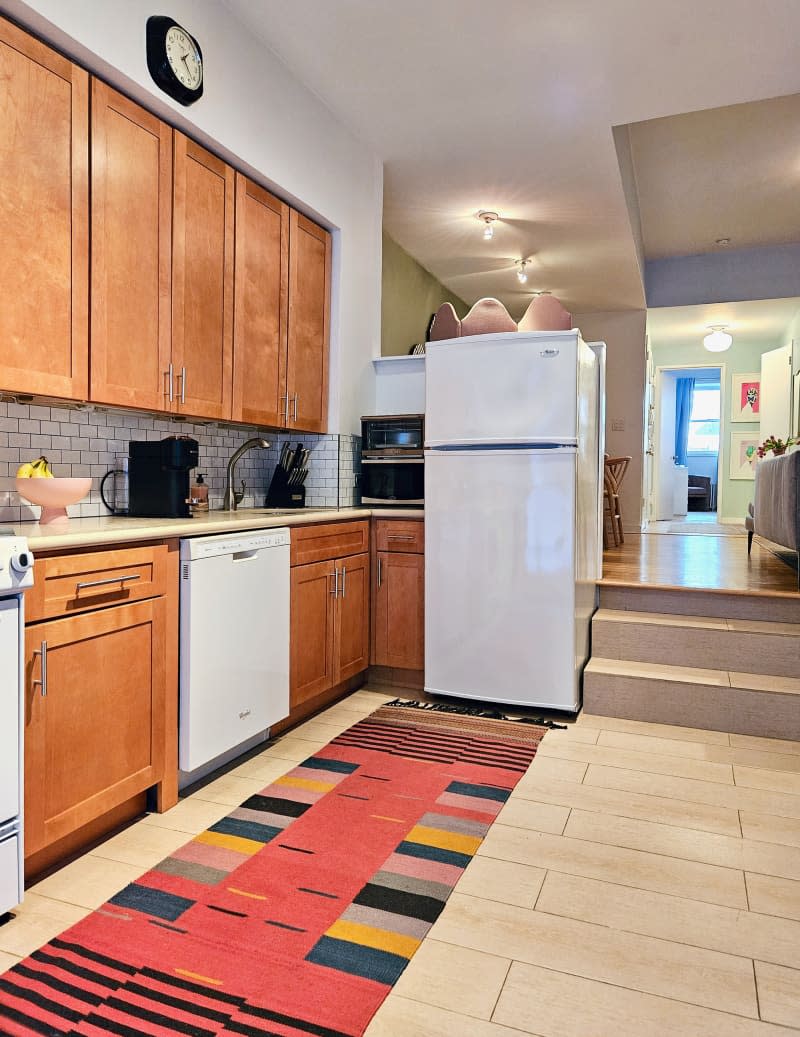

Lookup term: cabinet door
[373,551,424,670]
[24,599,165,856]
[290,559,336,708]
[0,20,88,399]
[232,174,289,426]
[336,552,370,682]
[172,133,234,419]
[286,211,330,433]
[90,81,172,410]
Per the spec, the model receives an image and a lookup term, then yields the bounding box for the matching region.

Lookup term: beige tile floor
[1,689,800,1035]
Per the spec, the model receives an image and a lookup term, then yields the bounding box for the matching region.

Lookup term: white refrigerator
[425,329,604,712]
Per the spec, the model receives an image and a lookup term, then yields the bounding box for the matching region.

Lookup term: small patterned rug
[0,701,547,1037]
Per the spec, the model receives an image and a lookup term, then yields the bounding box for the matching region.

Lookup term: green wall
[381,231,466,356]
[651,340,770,521]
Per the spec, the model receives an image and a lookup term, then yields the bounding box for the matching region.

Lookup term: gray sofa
[746,450,800,588]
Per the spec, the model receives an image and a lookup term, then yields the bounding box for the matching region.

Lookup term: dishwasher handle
[232,550,259,561]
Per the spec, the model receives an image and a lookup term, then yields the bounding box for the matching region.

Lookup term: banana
[16,462,34,478]
[25,456,54,479]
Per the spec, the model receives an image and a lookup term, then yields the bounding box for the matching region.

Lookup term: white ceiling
[629,94,800,260]
[224,0,800,315]
[647,298,800,352]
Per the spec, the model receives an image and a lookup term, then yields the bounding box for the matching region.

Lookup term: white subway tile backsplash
[0,400,361,519]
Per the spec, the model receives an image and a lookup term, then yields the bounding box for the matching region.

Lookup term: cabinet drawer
[375,519,424,554]
[26,544,167,623]
[290,521,369,566]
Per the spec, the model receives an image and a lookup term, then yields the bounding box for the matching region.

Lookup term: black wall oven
[361,415,424,506]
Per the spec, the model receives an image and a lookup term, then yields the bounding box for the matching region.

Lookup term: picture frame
[730,373,761,422]
[729,431,759,480]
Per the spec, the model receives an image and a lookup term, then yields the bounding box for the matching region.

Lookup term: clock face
[165,25,202,91]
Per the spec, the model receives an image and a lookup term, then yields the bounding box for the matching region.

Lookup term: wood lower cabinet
[0,19,88,400]
[289,522,370,710]
[371,518,425,681]
[23,541,178,868]
[373,551,424,670]
[90,81,172,410]
[172,133,234,420]
[286,211,331,433]
[24,598,165,857]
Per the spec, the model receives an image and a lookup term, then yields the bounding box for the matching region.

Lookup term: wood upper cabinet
[172,133,234,420]
[232,174,289,426]
[373,551,424,671]
[24,598,166,857]
[0,20,88,399]
[90,81,172,410]
[286,211,331,433]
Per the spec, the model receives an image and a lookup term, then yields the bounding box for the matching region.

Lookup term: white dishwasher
[179,529,290,782]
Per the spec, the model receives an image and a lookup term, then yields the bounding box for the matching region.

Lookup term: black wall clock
[146,16,203,106]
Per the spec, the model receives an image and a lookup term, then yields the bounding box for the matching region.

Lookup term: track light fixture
[516,260,529,284]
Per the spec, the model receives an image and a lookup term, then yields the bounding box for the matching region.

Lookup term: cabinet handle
[33,640,47,698]
[387,534,415,541]
[179,366,187,404]
[292,393,298,422]
[377,557,382,588]
[164,363,174,403]
[330,570,338,596]
[340,565,346,598]
[75,573,141,594]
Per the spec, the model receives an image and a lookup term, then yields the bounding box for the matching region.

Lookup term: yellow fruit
[16,462,34,478]
[30,456,54,478]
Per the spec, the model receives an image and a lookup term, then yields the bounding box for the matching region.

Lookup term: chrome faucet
[222,437,270,510]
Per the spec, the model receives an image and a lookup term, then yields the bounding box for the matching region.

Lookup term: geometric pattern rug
[0,701,547,1036]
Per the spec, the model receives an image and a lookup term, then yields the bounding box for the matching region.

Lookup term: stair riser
[583,671,800,741]
[592,621,800,678]
[600,586,800,624]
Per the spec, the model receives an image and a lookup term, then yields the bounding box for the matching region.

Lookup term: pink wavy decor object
[429,295,571,340]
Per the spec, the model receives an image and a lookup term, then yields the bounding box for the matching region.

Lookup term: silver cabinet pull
[164,363,174,403]
[75,574,141,594]
[179,365,187,404]
[340,565,346,598]
[292,393,298,422]
[377,557,382,588]
[387,534,415,541]
[33,640,47,698]
[330,570,338,596]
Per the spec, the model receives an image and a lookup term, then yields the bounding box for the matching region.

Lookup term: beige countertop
[5,506,423,552]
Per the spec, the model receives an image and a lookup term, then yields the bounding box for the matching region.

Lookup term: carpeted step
[583,658,800,740]
[592,608,800,678]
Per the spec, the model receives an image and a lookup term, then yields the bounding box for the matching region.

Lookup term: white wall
[573,310,647,531]
[1,0,383,434]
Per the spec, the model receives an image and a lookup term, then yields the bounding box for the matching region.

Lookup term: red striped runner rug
[0,701,548,1037]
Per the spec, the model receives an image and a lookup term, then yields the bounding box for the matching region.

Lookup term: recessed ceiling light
[477,210,499,239]
[714,237,731,247]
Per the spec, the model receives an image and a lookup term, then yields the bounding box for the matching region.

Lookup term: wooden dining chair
[603,456,631,547]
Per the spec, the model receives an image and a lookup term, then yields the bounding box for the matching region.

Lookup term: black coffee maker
[128,436,199,518]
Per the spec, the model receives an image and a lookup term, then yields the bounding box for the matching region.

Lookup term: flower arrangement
[756,435,799,458]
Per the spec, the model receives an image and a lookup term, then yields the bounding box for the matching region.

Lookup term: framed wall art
[731,373,760,422]
[729,431,759,479]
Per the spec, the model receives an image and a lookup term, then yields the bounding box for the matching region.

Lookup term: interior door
[90,81,173,410]
[232,173,289,426]
[760,344,792,440]
[172,133,234,420]
[653,370,678,520]
[0,21,88,399]
[286,211,330,433]
[335,553,369,682]
[642,337,656,527]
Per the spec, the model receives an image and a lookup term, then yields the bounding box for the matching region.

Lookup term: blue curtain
[674,378,695,466]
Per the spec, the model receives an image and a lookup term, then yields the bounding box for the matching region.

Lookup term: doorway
[647,364,724,530]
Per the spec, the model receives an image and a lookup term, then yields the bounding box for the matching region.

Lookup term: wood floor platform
[602,533,799,598]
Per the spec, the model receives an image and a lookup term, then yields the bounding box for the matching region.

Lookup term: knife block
[265,464,306,508]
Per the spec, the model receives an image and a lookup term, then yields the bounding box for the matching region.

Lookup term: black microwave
[361,415,424,506]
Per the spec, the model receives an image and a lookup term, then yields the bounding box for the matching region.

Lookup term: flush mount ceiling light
[516,259,529,284]
[703,325,733,352]
[714,237,731,247]
[477,210,499,239]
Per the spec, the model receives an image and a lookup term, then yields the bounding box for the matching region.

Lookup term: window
[687,384,720,453]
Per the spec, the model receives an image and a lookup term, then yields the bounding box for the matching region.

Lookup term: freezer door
[425,331,580,446]
[425,448,581,710]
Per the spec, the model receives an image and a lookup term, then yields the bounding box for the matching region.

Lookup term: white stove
[0,535,34,915]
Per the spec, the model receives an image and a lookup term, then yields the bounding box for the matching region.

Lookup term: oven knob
[10,550,34,574]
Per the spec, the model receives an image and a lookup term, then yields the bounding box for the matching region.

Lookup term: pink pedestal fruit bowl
[16,477,93,525]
